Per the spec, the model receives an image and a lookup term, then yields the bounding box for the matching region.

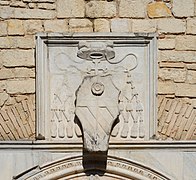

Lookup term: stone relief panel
[36,33,156,147]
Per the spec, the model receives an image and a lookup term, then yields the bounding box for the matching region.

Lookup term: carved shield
[75,75,120,152]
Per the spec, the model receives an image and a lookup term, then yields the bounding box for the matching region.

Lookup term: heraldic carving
[50,41,144,153]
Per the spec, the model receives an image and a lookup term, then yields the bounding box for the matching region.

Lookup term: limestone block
[158,39,175,50]
[69,19,93,32]
[159,50,196,62]
[1,50,34,67]
[172,0,194,17]
[187,18,196,34]
[158,68,186,83]
[28,3,36,9]
[10,1,26,8]
[0,36,34,49]
[0,92,9,107]
[176,84,196,97]
[0,21,7,36]
[0,0,10,6]
[158,81,176,94]
[0,68,35,79]
[158,19,186,33]
[69,27,93,33]
[175,36,196,51]
[186,18,196,34]
[147,2,172,18]
[111,19,131,32]
[7,20,24,35]
[94,19,110,32]
[0,69,15,80]
[6,79,35,94]
[0,7,14,19]
[132,19,156,32]
[86,1,116,18]
[57,0,85,18]
[44,20,68,32]
[187,64,196,70]
[24,20,43,35]
[69,19,92,28]
[14,8,55,19]
[13,68,35,78]
[0,81,6,93]
[0,7,55,19]
[119,0,146,18]
[38,3,55,10]
[187,71,196,84]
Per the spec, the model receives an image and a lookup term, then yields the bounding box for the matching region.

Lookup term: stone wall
[0,0,196,140]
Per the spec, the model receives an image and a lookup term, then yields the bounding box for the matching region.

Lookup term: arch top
[14,155,171,180]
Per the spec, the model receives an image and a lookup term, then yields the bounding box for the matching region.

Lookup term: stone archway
[14,155,171,180]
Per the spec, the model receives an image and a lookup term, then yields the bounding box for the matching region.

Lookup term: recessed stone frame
[36,33,157,144]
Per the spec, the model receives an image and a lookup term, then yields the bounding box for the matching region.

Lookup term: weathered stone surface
[176,84,196,97]
[172,0,194,17]
[14,68,35,78]
[10,1,26,8]
[86,1,116,18]
[187,18,196,34]
[119,0,146,18]
[69,19,93,32]
[187,71,196,84]
[159,68,186,83]
[69,19,92,28]
[7,20,24,35]
[24,20,43,35]
[158,39,175,50]
[0,7,14,19]
[132,19,156,32]
[0,7,55,19]
[187,64,196,70]
[111,19,131,32]
[69,27,93,33]
[158,19,186,33]
[57,0,85,18]
[0,0,10,6]
[0,68,34,79]
[0,36,34,49]
[6,79,35,94]
[44,20,68,32]
[0,21,7,36]
[147,2,172,18]
[175,36,196,51]
[158,81,176,94]
[0,81,6,93]
[28,3,36,8]
[14,8,56,19]
[1,50,34,67]
[94,19,110,32]
[0,92,9,107]
[159,50,196,62]
[0,69,15,80]
[38,3,56,10]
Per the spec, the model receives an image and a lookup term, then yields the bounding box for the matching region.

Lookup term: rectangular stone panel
[36,33,157,144]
